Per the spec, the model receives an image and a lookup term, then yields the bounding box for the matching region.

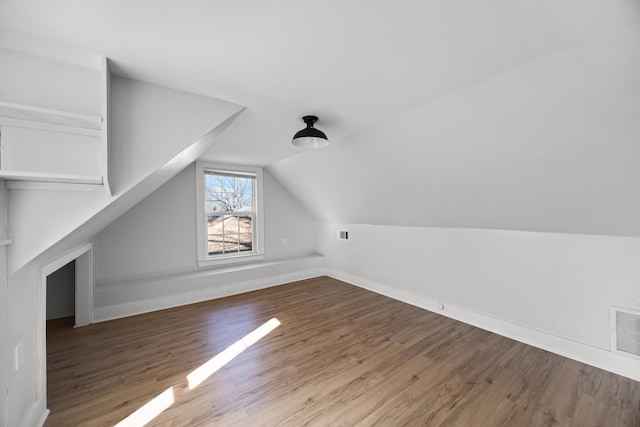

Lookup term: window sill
[197,252,264,268]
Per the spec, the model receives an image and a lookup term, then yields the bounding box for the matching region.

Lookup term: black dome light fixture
[292,115,329,148]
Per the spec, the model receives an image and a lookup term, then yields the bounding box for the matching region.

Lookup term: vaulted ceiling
[1,1,638,166]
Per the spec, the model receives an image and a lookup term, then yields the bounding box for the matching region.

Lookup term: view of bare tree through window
[205,171,255,255]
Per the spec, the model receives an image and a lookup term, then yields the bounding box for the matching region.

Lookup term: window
[196,162,264,266]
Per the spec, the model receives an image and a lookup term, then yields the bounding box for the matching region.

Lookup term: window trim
[195,161,264,267]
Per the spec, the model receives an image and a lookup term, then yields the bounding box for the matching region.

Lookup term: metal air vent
[611,306,640,360]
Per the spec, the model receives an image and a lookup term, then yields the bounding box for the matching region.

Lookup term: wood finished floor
[45,276,640,426]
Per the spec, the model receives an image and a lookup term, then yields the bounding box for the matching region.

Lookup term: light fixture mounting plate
[302,115,318,126]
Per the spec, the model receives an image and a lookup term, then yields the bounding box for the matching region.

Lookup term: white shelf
[0,101,102,130]
[0,239,13,246]
[0,170,103,185]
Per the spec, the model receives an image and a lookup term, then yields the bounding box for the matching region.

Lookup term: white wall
[1,50,245,426]
[6,74,244,276]
[320,223,640,351]
[0,48,101,116]
[6,262,43,427]
[268,24,640,237]
[267,24,640,380]
[92,164,319,314]
[45,261,75,320]
[0,181,9,427]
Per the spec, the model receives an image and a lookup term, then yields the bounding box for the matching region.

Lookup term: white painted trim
[0,171,102,185]
[195,161,265,267]
[326,268,640,383]
[41,243,93,278]
[0,239,12,246]
[197,253,265,268]
[101,56,112,197]
[37,409,50,427]
[22,404,49,427]
[0,101,102,130]
[6,181,105,192]
[0,117,102,138]
[36,243,94,421]
[93,267,325,323]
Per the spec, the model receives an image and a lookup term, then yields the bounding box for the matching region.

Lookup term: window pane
[202,168,257,260]
[205,200,225,214]
[235,177,253,193]
[223,234,240,253]
[207,215,225,235]
[207,234,225,255]
[222,176,235,192]
[239,233,252,252]
[238,215,252,234]
[237,193,253,211]
[205,174,223,193]
[206,178,254,212]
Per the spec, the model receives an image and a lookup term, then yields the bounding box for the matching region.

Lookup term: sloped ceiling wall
[268,25,640,237]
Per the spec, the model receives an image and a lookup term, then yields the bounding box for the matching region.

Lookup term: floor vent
[611,306,640,360]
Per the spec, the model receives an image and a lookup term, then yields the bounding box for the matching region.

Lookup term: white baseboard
[90,260,640,383]
[93,266,325,323]
[326,268,640,383]
[21,403,48,427]
[36,409,50,427]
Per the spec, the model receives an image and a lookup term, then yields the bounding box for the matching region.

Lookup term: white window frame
[196,161,264,267]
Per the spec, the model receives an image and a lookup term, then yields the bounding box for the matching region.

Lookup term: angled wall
[269,24,640,237]
[269,25,640,380]
[0,182,8,427]
[92,165,320,320]
[1,51,245,426]
[7,74,244,275]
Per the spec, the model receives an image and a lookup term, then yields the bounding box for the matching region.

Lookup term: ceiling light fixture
[292,115,329,148]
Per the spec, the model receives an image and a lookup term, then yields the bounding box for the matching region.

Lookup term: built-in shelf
[0,170,103,185]
[0,57,111,193]
[0,101,102,131]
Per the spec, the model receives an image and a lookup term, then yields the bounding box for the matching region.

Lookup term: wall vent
[611,306,640,360]
[337,230,349,240]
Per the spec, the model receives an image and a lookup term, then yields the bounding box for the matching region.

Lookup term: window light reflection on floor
[114,386,175,427]
[187,317,281,389]
[114,317,281,426]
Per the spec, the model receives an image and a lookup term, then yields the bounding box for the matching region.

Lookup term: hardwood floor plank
[44,276,640,426]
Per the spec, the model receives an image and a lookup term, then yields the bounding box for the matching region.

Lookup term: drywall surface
[6,262,45,427]
[1,51,244,426]
[0,47,101,116]
[269,24,640,237]
[46,261,75,320]
[108,76,242,196]
[94,166,317,285]
[0,182,8,427]
[7,74,243,275]
[319,223,640,351]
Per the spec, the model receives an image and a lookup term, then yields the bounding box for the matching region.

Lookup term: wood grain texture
[45,276,640,426]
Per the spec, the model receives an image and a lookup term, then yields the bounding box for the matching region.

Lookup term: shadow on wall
[46,260,75,320]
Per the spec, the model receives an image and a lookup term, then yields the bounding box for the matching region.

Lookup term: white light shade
[292,115,329,148]
[292,135,330,148]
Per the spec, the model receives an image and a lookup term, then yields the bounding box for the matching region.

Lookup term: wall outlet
[282,238,288,246]
[14,341,23,371]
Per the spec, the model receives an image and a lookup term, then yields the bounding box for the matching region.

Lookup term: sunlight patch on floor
[114,317,281,426]
[187,317,281,389]
[114,386,175,427]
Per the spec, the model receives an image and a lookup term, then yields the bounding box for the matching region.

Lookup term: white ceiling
[1,0,639,166]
